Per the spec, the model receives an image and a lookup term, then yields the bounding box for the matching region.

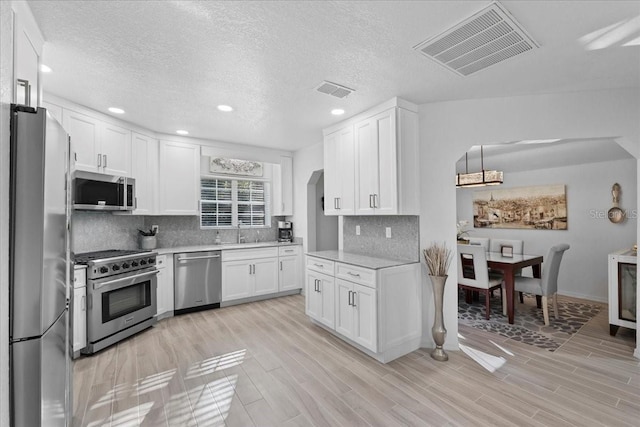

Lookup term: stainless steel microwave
[73,171,136,211]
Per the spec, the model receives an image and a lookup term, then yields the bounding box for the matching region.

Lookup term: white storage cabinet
[222,247,279,302]
[63,109,132,176]
[72,265,87,357]
[158,140,199,215]
[305,254,421,363]
[156,254,174,319]
[278,245,302,292]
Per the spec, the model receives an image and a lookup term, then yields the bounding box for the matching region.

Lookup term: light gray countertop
[155,241,301,255]
[306,250,418,270]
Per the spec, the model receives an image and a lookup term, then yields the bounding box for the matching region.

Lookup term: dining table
[486,252,544,324]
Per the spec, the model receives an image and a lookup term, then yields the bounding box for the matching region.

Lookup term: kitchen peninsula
[305,250,421,363]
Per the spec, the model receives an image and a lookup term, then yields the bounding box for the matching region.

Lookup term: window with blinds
[200,178,270,228]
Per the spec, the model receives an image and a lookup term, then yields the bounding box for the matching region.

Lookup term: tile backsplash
[72,212,282,253]
[343,216,419,262]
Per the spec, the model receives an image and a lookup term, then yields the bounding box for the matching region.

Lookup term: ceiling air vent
[315,81,354,98]
[413,1,539,76]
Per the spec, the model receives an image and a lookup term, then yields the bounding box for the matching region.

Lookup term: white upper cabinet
[131,132,158,215]
[355,108,398,215]
[272,155,293,216]
[324,126,355,215]
[63,109,132,176]
[12,1,44,108]
[323,98,419,216]
[158,140,199,215]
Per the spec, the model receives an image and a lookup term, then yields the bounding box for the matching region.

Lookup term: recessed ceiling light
[331,109,345,116]
[40,64,52,73]
[217,105,234,112]
[108,107,125,114]
[176,130,189,135]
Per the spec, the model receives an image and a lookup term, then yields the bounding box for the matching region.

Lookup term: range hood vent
[315,81,354,98]
[413,1,539,76]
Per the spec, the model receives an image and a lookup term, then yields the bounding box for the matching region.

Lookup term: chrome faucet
[237,223,245,244]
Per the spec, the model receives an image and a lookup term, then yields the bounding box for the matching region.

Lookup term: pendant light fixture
[455,146,503,188]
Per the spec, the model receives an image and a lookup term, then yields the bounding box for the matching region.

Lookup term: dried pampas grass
[423,242,452,277]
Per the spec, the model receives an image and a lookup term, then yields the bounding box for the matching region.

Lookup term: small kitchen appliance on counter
[278,221,293,242]
[74,249,158,354]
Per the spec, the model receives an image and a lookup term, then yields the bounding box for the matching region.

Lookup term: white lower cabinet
[306,255,421,363]
[222,247,279,303]
[156,254,174,319]
[335,279,377,352]
[278,245,302,292]
[72,266,87,356]
[306,270,335,329]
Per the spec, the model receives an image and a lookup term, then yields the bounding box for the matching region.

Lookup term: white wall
[419,88,640,353]
[291,141,324,254]
[457,158,637,302]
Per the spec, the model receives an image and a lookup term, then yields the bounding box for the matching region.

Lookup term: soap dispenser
[215,230,221,245]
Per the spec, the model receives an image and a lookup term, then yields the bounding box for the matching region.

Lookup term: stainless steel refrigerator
[9,105,71,426]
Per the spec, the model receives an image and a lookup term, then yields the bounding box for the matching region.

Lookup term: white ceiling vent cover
[413,1,539,76]
[315,81,354,98]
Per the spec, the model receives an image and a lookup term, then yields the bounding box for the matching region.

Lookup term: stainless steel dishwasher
[174,250,221,314]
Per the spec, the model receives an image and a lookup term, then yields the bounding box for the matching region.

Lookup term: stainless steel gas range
[75,249,158,354]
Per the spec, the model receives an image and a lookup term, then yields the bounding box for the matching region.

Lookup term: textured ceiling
[29,1,640,151]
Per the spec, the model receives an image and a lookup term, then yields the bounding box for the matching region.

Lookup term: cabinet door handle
[74,152,78,162]
[81,295,86,311]
[249,264,252,275]
[280,261,283,271]
[16,79,31,106]
[348,290,352,306]
[314,263,324,268]
[347,272,361,278]
[334,197,339,210]
[103,154,107,168]
[317,279,321,293]
[369,194,374,208]
[374,194,378,208]
[352,291,357,307]
[97,154,102,167]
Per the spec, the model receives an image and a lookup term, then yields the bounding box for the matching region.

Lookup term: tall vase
[429,274,448,361]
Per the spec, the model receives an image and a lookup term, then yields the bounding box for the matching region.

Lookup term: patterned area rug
[458,291,601,351]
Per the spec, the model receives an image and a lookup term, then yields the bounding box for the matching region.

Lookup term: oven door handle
[176,254,221,261]
[93,270,159,290]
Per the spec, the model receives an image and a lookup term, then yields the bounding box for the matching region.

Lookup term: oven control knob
[112,264,120,271]
[148,258,155,264]
[122,262,130,269]
[99,266,109,274]
[140,259,147,265]
[131,261,139,267]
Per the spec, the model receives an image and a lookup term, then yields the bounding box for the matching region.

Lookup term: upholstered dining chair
[514,243,570,326]
[468,237,490,253]
[457,244,504,320]
[489,238,523,256]
[490,238,525,299]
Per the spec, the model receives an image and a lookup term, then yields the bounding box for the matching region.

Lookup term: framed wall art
[473,184,567,230]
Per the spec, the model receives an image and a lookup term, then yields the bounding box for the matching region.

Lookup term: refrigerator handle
[16,79,31,106]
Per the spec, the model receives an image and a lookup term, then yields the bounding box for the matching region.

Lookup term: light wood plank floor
[73,295,638,427]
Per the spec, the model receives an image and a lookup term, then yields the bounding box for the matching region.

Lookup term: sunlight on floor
[136,369,176,395]
[457,333,511,373]
[186,349,247,379]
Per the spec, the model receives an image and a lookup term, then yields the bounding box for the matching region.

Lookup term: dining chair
[468,237,490,253]
[514,243,570,325]
[489,238,523,256]
[490,238,525,300]
[457,244,504,320]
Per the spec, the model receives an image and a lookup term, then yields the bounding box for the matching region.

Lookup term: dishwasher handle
[177,254,221,261]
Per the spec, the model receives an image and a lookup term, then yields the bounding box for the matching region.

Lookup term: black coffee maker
[277,221,293,242]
